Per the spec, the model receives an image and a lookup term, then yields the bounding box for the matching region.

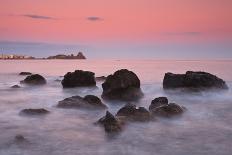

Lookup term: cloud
[21,14,57,20]
[86,16,103,21]
[164,31,202,36]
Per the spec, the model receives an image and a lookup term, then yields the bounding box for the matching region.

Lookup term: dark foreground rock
[116,104,151,122]
[21,74,46,85]
[11,85,20,88]
[149,97,185,117]
[62,70,96,88]
[57,95,107,109]
[19,72,32,76]
[20,108,50,115]
[98,111,122,133]
[102,69,143,101]
[163,71,228,90]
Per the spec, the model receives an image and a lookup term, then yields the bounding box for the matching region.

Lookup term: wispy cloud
[86,16,103,21]
[164,31,202,36]
[22,14,57,20]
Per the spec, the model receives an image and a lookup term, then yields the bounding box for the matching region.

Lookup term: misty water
[0,59,232,155]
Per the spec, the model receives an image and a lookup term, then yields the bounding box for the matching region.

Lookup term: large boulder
[21,74,46,85]
[98,111,122,133]
[20,108,50,115]
[57,95,107,109]
[116,104,151,122]
[102,69,143,101]
[163,71,228,90]
[62,70,96,88]
[149,97,185,117]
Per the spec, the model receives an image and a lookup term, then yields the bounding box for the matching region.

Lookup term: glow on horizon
[0,0,232,59]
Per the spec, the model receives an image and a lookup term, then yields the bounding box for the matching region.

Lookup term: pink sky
[0,0,231,43]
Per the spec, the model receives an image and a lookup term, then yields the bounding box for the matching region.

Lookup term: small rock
[19,72,32,76]
[116,103,151,122]
[62,70,96,88]
[11,85,20,88]
[20,108,50,115]
[96,76,107,81]
[58,95,107,109]
[21,74,46,85]
[98,111,122,133]
[149,97,168,111]
[15,135,25,141]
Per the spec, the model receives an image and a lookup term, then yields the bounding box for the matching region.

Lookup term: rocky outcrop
[19,72,32,76]
[96,76,107,81]
[98,111,122,133]
[21,74,46,85]
[57,95,107,109]
[163,71,228,90]
[102,69,143,101]
[20,108,50,115]
[47,52,86,59]
[61,70,96,88]
[149,97,185,117]
[116,104,151,122]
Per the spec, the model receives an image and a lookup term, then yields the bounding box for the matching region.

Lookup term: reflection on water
[0,59,232,155]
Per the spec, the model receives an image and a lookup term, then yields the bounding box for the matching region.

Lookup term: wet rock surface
[102,69,143,101]
[21,74,46,85]
[98,111,122,133]
[163,71,228,90]
[57,95,107,109]
[116,103,151,122]
[62,70,96,88]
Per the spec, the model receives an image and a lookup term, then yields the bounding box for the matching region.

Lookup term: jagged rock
[11,85,20,88]
[21,74,46,85]
[150,103,185,117]
[98,111,122,133]
[57,95,107,109]
[102,69,143,101]
[19,72,32,76]
[149,97,168,111]
[163,71,228,90]
[20,108,50,115]
[116,104,151,122]
[61,70,96,88]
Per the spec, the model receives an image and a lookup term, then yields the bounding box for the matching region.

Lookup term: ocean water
[0,59,232,155]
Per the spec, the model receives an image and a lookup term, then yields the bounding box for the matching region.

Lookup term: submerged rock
[57,95,107,109]
[19,72,32,76]
[98,111,122,133]
[61,70,96,88]
[21,74,46,85]
[102,69,143,101]
[163,71,228,90]
[11,85,20,88]
[149,97,185,117]
[20,108,50,115]
[15,135,26,141]
[116,103,151,122]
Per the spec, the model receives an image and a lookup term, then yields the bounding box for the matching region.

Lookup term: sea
[0,59,232,155]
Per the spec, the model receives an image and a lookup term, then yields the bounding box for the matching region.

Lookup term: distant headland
[0,52,86,60]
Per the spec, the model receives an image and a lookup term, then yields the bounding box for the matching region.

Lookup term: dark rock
[163,71,228,90]
[98,111,122,133]
[149,97,168,111]
[19,72,32,76]
[150,103,185,117]
[102,69,143,101]
[11,85,20,88]
[116,103,151,122]
[96,76,107,81]
[15,135,25,141]
[61,70,96,88]
[20,108,50,115]
[21,74,46,85]
[57,95,107,109]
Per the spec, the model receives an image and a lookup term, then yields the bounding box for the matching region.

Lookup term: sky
[0,0,232,59]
